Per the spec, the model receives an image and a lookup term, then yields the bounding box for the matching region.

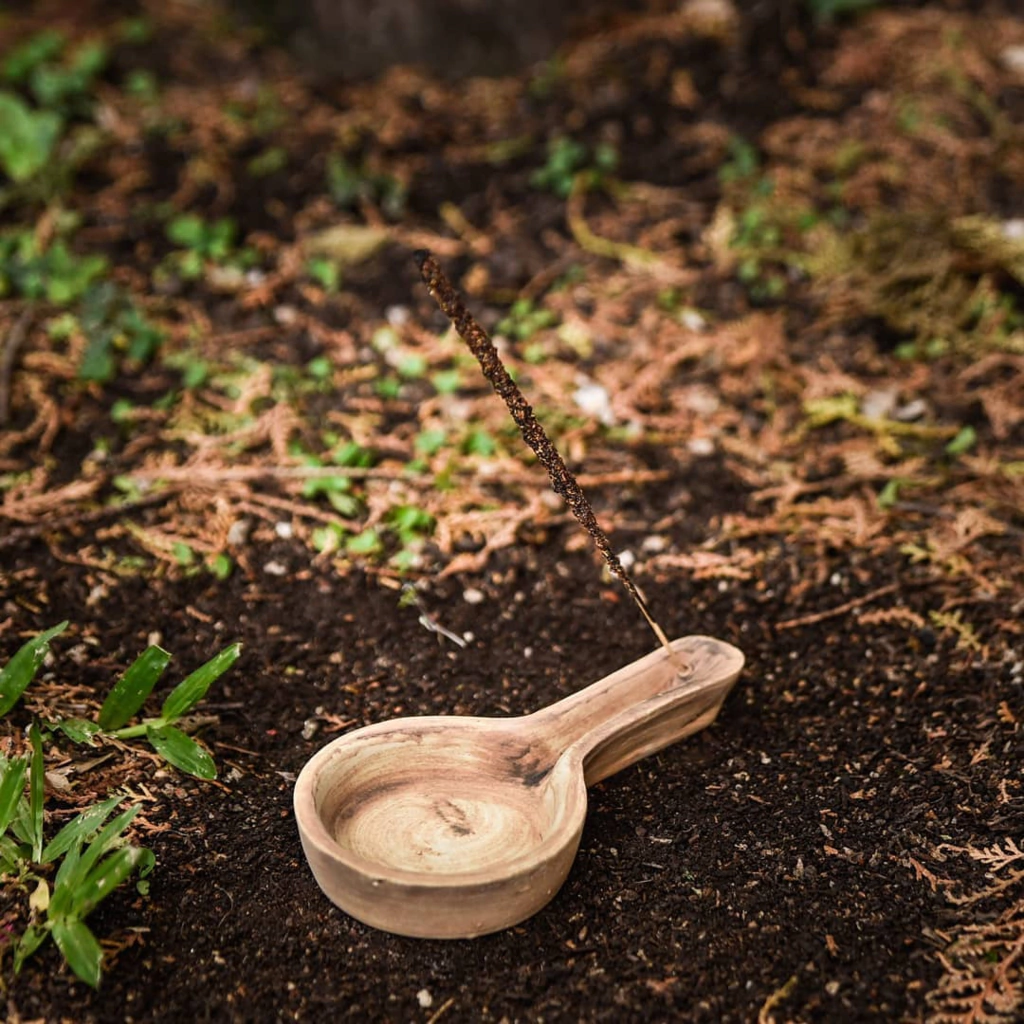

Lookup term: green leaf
[171,541,194,566]
[135,846,155,879]
[0,756,28,835]
[56,717,101,745]
[431,369,462,395]
[0,621,69,716]
[11,798,35,846]
[414,428,446,456]
[345,528,383,557]
[146,725,216,779]
[28,724,44,863]
[52,919,103,989]
[41,795,120,864]
[0,90,63,183]
[161,643,241,721]
[166,213,206,250]
[0,833,25,873]
[2,30,66,84]
[51,833,81,905]
[71,845,146,919]
[946,425,977,456]
[13,922,50,974]
[97,645,171,730]
[208,553,233,580]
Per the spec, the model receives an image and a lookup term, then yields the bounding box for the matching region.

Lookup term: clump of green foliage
[1,731,155,988]
[164,213,244,280]
[0,28,113,198]
[0,229,107,304]
[717,137,822,302]
[0,624,240,985]
[495,298,559,341]
[530,136,618,198]
[326,153,407,218]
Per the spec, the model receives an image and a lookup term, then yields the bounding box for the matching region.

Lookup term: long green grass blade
[50,805,139,918]
[11,798,33,845]
[0,834,25,872]
[13,922,50,974]
[146,725,216,779]
[52,919,103,988]
[161,642,241,721]
[28,723,44,863]
[97,645,171,731]
[0,621,69,716]
[41,795,121,865]
[71,845,146,919]
[0,756,27,835]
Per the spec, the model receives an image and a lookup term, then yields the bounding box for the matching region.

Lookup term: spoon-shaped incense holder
[294,634,743,938]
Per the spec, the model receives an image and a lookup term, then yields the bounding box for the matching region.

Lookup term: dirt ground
[1,0,1022,1021]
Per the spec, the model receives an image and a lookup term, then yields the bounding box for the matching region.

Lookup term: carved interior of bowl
[310,719,583,882]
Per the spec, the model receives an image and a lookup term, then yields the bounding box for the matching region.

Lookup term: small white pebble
[685,389,719,415]
[573,378,615,426]
[830,572,843,586]
[523,646,533,658]
[274,305,299,326]
[463,587,484,605]
[263,560,287,576]
[462,631,475,643]
[416,989,433,1009]
[895,398,927,422]
[1001,45,1024,76]
[275,521,294,539]
[227,519,251,546]
[1003,218,1024,241]
[860,387,898,421]
[386,305,410,327]
[680,309,707,332]
[687,437,715,457]
[617,549,636,570]
[642,535,667,553]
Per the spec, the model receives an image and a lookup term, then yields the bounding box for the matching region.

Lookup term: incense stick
[414,250,679,662]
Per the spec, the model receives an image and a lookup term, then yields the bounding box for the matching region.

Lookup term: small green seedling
[0,624,240,780]
[86,641,241,779]
[163,213,246,280]
[0,232,108,305]
[0,91,62,184]
[495,298,558,341]
[77,281,164,382]
[530,136,618,198]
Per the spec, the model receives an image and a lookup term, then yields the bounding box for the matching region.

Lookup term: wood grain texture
[294,634,743,938]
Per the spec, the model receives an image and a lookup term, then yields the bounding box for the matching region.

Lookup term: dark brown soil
[2,0,1023,1021]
